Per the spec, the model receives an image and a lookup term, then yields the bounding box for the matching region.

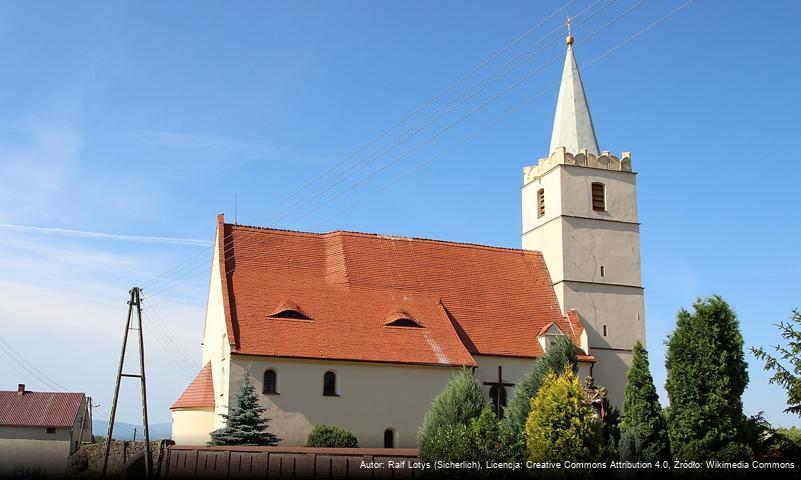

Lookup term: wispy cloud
[0,223,212,247]
[137,130,273,157]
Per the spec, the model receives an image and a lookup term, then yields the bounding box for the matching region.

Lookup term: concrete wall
[172,408,216,446]
[228,356,462,448]
[0,426,72,477]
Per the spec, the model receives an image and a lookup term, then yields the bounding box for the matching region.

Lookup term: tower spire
[548,20,600,156]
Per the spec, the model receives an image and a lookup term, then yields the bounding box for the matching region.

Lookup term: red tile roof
[215,215,589,366]
[171,362,215,410]
[0,389,85,428]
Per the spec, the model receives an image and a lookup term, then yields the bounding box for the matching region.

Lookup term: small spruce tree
[752,309,801,416]
[619,341,671,463]
[525,367,602,464]
[417,369,488,462]
[665,295,751,460]
[209,368,280,446]
[503,334,577,437]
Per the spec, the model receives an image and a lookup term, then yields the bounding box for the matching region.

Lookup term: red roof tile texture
[217,216,586,366]
[0,389,85,428]
[172,362,215,410]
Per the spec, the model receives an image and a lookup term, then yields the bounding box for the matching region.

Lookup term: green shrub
[420,407,518,468]
[525,367,602,464]
[306,424,359,448]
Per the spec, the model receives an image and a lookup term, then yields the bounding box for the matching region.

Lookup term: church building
[171,34,645,448]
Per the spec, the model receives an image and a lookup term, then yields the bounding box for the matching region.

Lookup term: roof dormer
[269,301,311,321]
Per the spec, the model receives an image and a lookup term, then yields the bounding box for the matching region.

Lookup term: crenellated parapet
[523,147,632,184]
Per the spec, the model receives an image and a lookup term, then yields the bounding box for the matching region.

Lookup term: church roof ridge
[226,222,543,256]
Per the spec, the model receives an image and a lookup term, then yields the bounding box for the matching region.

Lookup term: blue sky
[1,0,800,429]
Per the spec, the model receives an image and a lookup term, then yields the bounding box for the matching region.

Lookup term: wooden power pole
[102,287,152,479]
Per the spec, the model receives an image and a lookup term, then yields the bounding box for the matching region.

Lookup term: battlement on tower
[523,147,632,184]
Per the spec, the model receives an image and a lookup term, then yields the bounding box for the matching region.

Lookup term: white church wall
[559,166,638,223]
[589,349,633,409]
[228,355,462,448]
[555,282,645,352]
[171,408,216,445]
[560,217,642,287]
[199,226,232,430]
[522,167,566,282]
[474,355,593,404]
[521,165,564,234]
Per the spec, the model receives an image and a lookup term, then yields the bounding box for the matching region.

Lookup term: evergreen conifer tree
[417,369,488,462]
[209,368,280,446]
[619,341,670,463]
[502,334,577,437]
[665,295,751,460]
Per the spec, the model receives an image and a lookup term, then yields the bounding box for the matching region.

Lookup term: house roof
[171,362,215,410]
[215,215,589,366]
[0,388,85,428]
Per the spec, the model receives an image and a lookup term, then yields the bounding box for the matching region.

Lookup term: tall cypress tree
[620,341,670,463]
[209,368,280,446]
[665,295,751,460]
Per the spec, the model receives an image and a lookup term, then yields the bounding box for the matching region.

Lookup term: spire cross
[565,16,574,46]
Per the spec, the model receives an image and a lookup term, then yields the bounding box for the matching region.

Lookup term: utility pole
[102,287,152,479]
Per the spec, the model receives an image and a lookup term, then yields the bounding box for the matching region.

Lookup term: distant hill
[92,420,171,440]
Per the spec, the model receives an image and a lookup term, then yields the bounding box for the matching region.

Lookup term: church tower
[521,32,645,405]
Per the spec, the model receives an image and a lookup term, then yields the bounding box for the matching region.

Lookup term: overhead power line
[138,0,583,293]
[146,0,629,297]
[143,0,692,299]
[0,336,136,437]
[308,0,698,232]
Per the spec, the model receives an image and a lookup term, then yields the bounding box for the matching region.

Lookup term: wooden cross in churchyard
[483,365,515,419]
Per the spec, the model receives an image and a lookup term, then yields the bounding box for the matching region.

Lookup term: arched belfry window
[263,369,278,394]
[591,182,606,212]
[384,428,395,448]
[323,371,338,396]
[537,188,545,218]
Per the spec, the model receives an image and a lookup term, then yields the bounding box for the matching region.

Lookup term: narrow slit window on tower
[591,182,606,211]
[600,265,605,277]
[537,188,545,218]
[603,325,608,337]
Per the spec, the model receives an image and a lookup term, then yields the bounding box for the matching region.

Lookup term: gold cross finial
[566,16,574,45]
